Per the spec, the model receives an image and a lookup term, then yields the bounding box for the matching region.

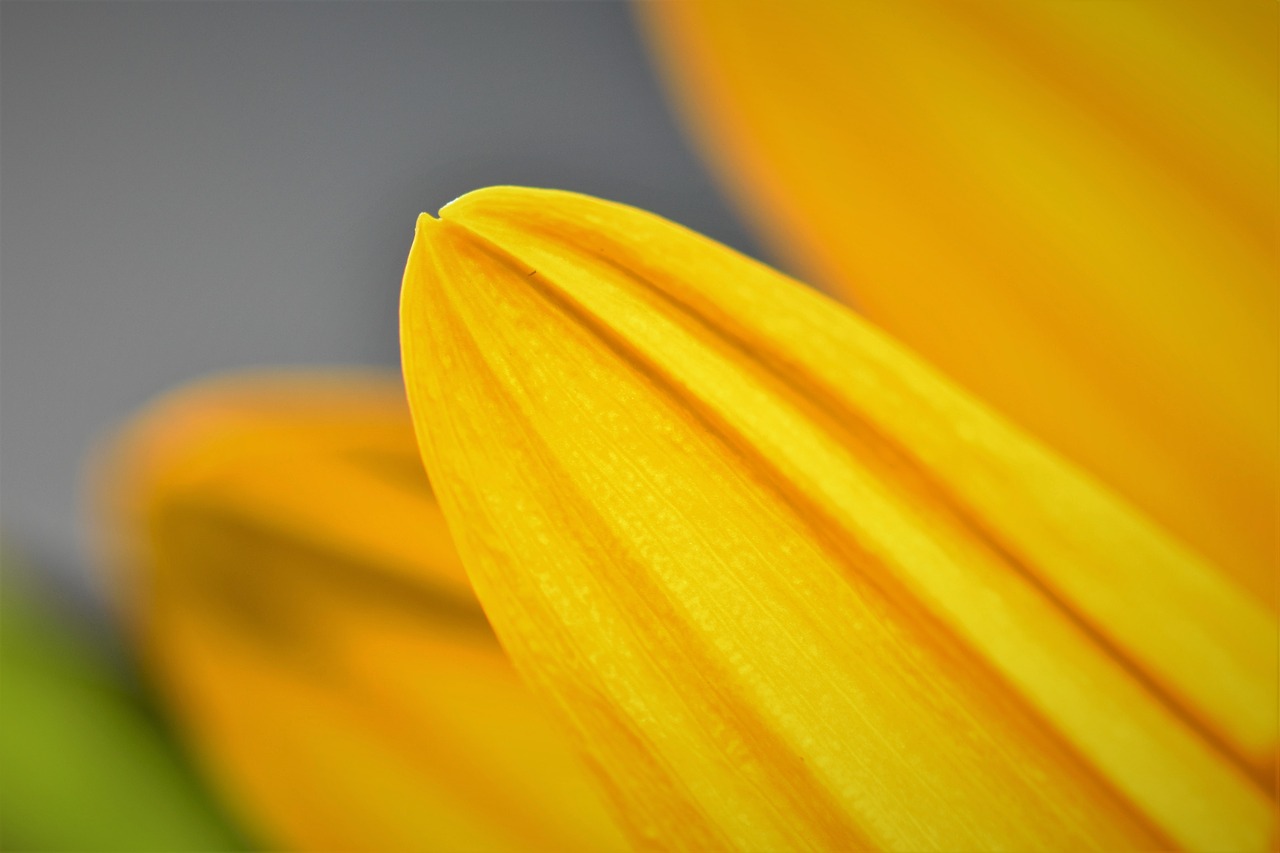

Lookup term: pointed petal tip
[416,211,440,235]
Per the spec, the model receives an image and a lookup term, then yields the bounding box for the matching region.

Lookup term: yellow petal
[638,0,1278,607]
[401,187,1276,851]
[92,370,626,853]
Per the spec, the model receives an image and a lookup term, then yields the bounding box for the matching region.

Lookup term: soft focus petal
[93,371,626,853]
[639,0,1278,606]
[401,187,1275,851]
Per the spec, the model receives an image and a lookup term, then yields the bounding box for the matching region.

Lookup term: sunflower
[95,4,1276,851]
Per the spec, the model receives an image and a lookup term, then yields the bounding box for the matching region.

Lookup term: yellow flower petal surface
[639,0,1278,608]
[93,371,626,853]
[401,187,1276,852]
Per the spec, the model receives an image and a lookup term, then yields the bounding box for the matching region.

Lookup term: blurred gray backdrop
[0,1,758,601]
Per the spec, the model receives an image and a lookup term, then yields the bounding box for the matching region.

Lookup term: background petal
[93,371,626,853]
[639,0,1278,606]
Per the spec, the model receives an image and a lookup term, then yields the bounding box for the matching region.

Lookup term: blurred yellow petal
[93,370,626,853]
[639,0,1278,606]
[401,187,1275,851]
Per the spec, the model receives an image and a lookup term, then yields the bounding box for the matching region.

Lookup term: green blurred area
[0,553,251,852]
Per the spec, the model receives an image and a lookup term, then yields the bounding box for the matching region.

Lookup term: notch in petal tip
[416,212,440,235]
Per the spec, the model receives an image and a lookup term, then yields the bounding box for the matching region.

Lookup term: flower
[95,4,1276,851]
[400,185,1273,850]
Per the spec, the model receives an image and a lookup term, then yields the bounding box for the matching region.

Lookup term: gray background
[0,1,760,600]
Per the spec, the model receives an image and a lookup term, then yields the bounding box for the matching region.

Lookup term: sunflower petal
[93,371,626,853]
[639,0,1278,607]
[401,187,1276,851]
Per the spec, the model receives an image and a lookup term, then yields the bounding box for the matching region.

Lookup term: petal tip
[415,211,440,236]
